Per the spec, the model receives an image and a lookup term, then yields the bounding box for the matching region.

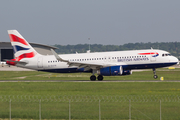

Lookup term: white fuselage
[17,49,178,73]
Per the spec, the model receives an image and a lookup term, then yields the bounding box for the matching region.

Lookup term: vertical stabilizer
[7,30,39,61]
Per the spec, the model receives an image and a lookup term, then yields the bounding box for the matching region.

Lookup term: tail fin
[8,30,39,61]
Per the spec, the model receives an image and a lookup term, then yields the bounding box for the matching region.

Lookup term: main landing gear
[90,75,104,81]
[153,68,158,79]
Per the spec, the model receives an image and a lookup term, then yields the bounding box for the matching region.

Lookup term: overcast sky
[0,0,180,45]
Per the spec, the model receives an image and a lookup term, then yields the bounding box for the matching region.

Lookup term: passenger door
[37,57,43,68]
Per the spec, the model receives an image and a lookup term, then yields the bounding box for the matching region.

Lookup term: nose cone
[171,56,179,64]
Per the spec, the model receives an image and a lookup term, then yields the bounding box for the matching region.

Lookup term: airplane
[6,30,179,81]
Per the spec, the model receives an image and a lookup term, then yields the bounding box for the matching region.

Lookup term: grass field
[0,81,180,120]
[0,68,180,119]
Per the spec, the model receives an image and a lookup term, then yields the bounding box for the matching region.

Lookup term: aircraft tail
[7,30,40,62]
[8,30,38,61]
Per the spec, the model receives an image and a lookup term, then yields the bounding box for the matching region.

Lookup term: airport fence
[0,95,180,120]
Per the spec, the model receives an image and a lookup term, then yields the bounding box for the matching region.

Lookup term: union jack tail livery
[8,30,39,61]
[6,30,42,66]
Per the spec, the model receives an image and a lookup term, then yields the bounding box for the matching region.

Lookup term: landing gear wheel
[152,68,158,79]
[90,75,96,81]
[97,75,103,81]
[154,75,158,79]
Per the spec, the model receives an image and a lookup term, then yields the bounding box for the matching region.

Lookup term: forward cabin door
[150,51,156,62]
[37,57,43,68]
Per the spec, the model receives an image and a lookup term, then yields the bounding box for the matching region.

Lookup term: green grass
[0,82,180,96]
[0,82,179,119]
[0,68,180,119]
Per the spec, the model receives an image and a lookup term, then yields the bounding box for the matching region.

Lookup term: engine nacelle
[98,66,132,76]
[122,70,132,75]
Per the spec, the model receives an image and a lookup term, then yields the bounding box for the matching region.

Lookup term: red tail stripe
[9,34,28,46]
[16,52,35,61]
[138,52,158,55]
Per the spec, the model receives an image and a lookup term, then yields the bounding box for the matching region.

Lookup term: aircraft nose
[176,57,179,64]
[172,56,179,64]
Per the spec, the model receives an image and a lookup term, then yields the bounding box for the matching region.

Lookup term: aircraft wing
[51,49,122,71]
[68,62,114,71]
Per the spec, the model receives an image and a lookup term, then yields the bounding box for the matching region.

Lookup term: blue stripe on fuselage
[123,62,177,70]
[39,62,177,73]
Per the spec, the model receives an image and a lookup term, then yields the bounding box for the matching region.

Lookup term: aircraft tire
[97,75,103,81]
[154,75,158,79]
[90,75,96,81]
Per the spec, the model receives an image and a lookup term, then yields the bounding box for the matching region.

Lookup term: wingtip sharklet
[50,49,68,62]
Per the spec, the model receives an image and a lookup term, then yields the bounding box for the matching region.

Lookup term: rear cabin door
[37,57,43,68]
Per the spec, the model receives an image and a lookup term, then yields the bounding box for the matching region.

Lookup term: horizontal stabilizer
[5,59,28,66]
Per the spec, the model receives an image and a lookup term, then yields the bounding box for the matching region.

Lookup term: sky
[0,0,180,45]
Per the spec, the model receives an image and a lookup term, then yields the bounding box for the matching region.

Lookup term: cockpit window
[162,53,171,57]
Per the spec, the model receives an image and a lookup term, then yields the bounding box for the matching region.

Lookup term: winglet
[51,49,68,62]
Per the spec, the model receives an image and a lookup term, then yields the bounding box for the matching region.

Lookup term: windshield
[162,53,171,57]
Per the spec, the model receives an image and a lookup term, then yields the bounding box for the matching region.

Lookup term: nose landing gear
[153,68,158,79]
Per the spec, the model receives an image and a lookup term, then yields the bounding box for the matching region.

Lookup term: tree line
[53,42,180,59]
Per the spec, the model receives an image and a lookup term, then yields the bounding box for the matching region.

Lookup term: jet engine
[97,66,132,76]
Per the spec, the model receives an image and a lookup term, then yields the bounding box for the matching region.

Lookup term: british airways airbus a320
[6,30,179,81]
